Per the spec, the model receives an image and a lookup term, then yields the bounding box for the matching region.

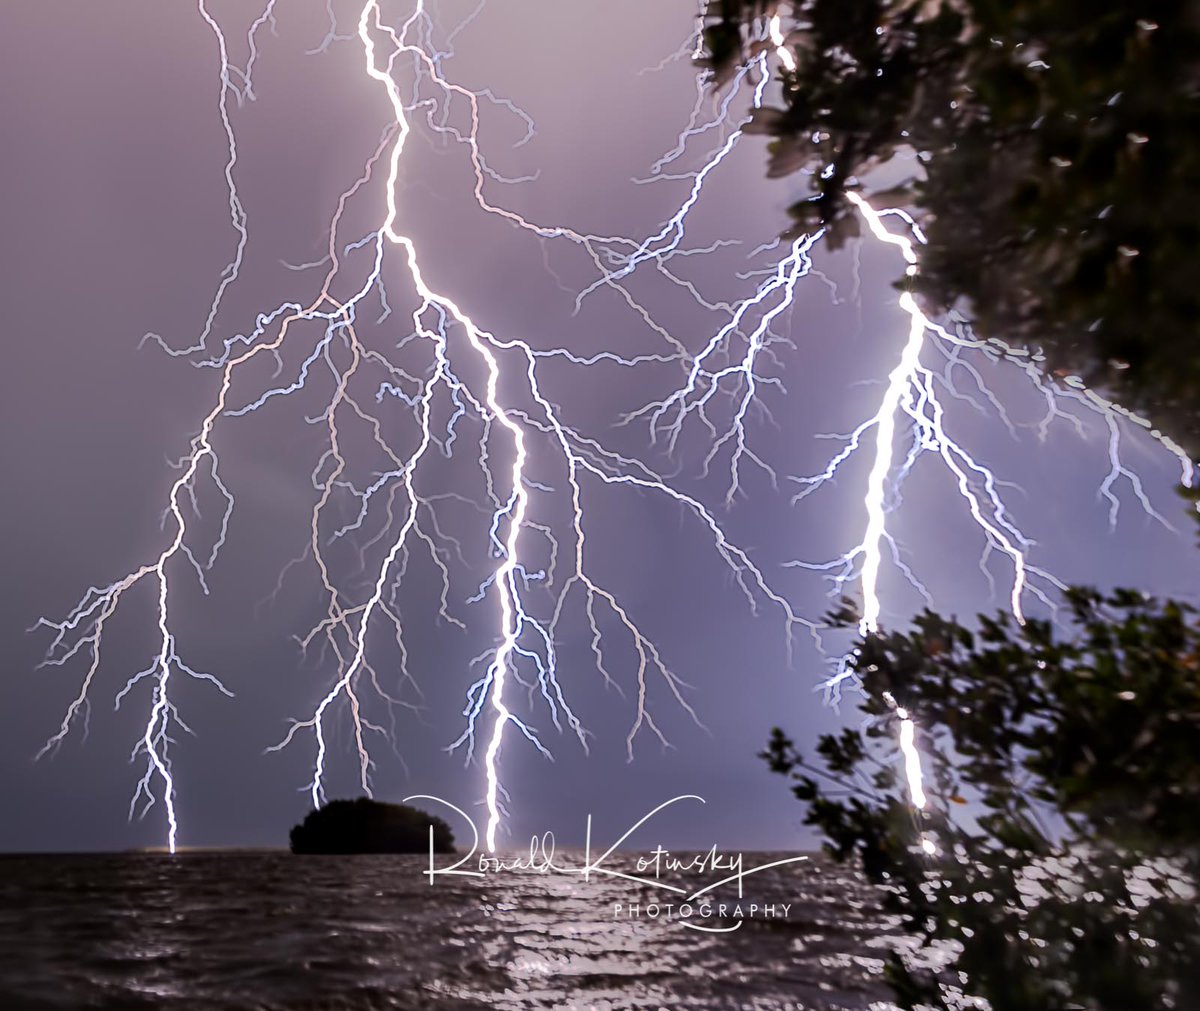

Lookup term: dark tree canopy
[289,798,455,855]
[702,0,1200,458]
[764,589,1200,1009]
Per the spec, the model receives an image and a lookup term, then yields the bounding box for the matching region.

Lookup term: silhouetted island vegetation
[289,798,455,855]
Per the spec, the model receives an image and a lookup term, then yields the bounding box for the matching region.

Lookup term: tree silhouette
[764,589,1200,1009]
[701,0,1200,458]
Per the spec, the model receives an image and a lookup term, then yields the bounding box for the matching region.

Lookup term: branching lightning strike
[36,1,1192,858]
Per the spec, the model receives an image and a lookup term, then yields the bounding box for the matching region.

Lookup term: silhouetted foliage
[764,589,1200,1009]
[289,798,455,855]
[701,0,1200,457]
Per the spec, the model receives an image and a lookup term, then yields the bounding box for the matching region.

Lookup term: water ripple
[0,851,904,1010]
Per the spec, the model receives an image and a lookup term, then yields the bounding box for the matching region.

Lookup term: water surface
[0,850,904,1010]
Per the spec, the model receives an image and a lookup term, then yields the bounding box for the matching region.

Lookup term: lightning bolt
[752,19,1192,836]
[34,2,1193,860]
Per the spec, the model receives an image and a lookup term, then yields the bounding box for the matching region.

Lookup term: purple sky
[2,1,1195,853]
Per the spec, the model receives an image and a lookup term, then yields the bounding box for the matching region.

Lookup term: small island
[289,798,455,855]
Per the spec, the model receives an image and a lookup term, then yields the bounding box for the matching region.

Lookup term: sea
[0,850,907,1010]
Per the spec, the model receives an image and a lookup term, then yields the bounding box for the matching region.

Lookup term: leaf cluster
[701,0,1200,457]
[763,589,1200,1009]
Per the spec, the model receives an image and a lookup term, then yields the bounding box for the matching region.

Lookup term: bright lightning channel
[37,2,811,854]
[753,18,1193,834]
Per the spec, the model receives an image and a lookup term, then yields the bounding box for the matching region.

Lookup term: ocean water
[0,850,904,1010]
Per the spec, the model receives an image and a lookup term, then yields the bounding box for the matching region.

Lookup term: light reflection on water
[0,850,904,1010]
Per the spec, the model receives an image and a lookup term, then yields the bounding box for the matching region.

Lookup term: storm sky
[2,1,1195,854]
